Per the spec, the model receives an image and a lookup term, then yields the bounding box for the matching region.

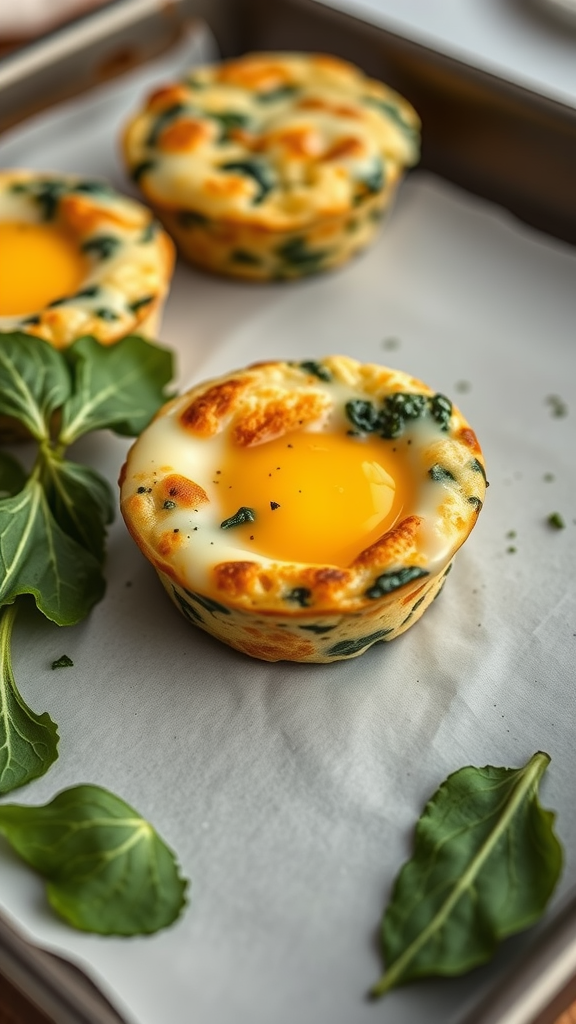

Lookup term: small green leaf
[19,179,67,221]
[40,455,115,561]
[371,752,562,997]
[345,399,379,433]
[209,110,254,140]
[0,332,71,441]
[362,96,420,146]
[430,393,453,431]
[354,158,385,198]
[285,587,312,608]
[428,464,455,483]
[299,361,332,382]
[129,295,154,314]
[220,506,256,529]
[366,567,429,599]
[547,512,565,530]
[177,210,209,228]
[327,628,392,657]
[0,475,105,624]
[147,102,189,146]
[220,159,275,204]
[230,249,262,265]
[255,84,299,103]
[73,181,115,197]
[59,335,174,443]
[81,236,121,261]
[131,160,156,183]
[276,236,329,271]
[0,453,27,498]
[378,392,428,439]
[0,784,189,935]
[172,588,204,624]
[183,589,231,617]
[0,604,59,795]
[51,654,73,669]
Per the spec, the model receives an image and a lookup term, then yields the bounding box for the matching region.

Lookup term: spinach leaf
[220,159,275,204]
[371,751,562,997]
[146,102,189,146]
[40,457,115,562]
[0,473,105,624]
[0,604,58,795]
[81,236,121,261]
[0,332,71,441]
[0,453,27,498]
[0,332,174,793]
[276,236,330,273]
[0,785,188,935]
[362,96,419,145]
[59,335,174,442]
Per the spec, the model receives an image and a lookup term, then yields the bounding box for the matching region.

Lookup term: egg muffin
[0,170,174,348]
[120,356,486,663]
[121,52,420,280]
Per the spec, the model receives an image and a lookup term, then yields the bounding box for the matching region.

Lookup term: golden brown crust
[179,376,254,436]
[156,474,209,509]
[233,391,330,447]
[352,515,423,568]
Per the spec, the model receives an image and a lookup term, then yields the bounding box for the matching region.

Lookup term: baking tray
[0,3,575,1023]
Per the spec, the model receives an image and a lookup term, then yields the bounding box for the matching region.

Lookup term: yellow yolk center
[0,221,88,316]
[217,429,414,566]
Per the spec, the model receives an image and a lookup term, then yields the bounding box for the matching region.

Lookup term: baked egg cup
[0,169,175,349]
[121,51,420,281]
[120,356,486,663]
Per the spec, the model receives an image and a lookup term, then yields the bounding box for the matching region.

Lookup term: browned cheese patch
[213,561,261,597]
[457,426,483,455]
[179,376,253,437]
[59,194,142,234]
[352,515,423,568]
[215,56,293,91]
[156,473,209,510]
[158,119,214,153]
[146,84,191,113]
[233,391,330,447]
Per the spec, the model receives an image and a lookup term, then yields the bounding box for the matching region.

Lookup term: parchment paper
[0,24,575,1024]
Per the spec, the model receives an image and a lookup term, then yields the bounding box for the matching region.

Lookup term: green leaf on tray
[0,452,27,498]
[59,334,174,443]
[40,457,115,562]
[0,331,71,441]
[0,784,189,935]
[0,604,59,795]
[370,751,562,997]
[0,474,105,624]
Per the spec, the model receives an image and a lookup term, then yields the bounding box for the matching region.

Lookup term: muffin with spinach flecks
[121,52,420,280]
[0,170,174,348]
[119,356,486,663]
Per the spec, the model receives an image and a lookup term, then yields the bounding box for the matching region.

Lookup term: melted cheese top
[0,221,88,316]
[122,52,420,229]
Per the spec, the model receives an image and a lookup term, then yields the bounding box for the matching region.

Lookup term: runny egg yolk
[217,428,414,566]
[0,221,88,316]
